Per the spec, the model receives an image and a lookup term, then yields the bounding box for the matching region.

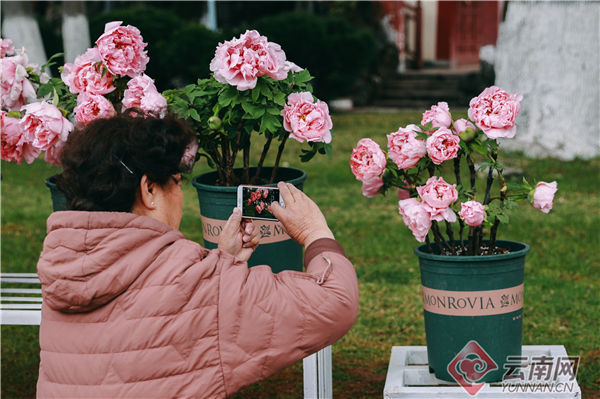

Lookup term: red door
[436,1,501,66]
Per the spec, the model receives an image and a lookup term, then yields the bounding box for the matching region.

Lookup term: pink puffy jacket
[36,211,358,398]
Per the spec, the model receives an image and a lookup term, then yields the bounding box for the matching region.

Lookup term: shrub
[156,25,225,87]
[252,12,377,101]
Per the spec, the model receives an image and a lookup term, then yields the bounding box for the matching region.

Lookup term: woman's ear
[138,175,157,210]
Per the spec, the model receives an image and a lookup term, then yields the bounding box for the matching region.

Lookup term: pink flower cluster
[247,188,269,213]
[349,86,556,246]
[60,21,165,124]
[468,86,522,139]
[1,102,73,165]
[1,44,37,110]
[210,30,297,91]
[282,92,332,144]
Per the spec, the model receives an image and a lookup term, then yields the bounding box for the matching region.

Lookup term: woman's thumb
[223,208,242,233]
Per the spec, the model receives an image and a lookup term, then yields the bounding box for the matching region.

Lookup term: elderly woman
[36,111,358,398]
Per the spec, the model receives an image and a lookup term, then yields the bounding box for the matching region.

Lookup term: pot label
[201,216,291,245]
[421,284,523,316]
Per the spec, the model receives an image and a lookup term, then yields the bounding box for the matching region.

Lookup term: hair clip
[119,160,134,175]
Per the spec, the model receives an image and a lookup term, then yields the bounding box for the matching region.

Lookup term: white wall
[495,1,600,160]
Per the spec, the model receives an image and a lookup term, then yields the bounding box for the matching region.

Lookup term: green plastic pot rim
[45,175,59,188]
[414,240,530,262]
[191,167,307,193]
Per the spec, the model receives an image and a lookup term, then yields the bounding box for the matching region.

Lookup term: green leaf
[497,214,509,224]
[266,106,281,116]
[218,86,237,107]
[324,143,332,159]
[52,88,59,106]
[251,86,260,102]
[188,109,201,122]
[37,84,53,98]
[242,101,265,118]
[294,69,312,83]
[273,92,286,106]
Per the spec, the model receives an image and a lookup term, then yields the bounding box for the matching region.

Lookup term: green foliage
[165,69,331,185]
[252,11,377,100]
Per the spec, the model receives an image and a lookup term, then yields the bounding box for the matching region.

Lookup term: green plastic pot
[192,167,307,273]
[415,240,529,383]
[45,176,68,212]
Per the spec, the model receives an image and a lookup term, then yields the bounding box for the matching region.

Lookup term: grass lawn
[2,111,599,398]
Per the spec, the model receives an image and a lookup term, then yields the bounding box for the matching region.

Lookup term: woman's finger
[277,181,295,204]
[222,208,242,235]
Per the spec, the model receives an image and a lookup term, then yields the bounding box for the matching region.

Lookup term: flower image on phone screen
[241,187,280,220]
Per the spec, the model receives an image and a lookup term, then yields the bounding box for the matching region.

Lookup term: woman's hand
[218,208,260,262]
[269,182,334,247]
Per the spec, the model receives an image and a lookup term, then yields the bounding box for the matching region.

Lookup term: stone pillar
[1,1,47,66]
[494,1,600,160]
[62,1,91,63]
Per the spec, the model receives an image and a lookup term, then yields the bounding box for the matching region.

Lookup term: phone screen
[240,186,281,220]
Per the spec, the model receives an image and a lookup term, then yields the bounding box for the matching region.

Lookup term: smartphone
[237,185,285,221]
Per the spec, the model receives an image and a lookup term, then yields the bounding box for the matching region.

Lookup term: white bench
[0,273,42,325]
[0,272,332,398]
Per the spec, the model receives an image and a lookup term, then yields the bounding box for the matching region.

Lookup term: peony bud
[208,115,222,130]
[458,128,476,142]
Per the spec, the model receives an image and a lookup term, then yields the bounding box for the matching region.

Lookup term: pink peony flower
[1,111,42,164]
[0,38,15,58]
[426,127,461,165]
[532,181,558,213]
[0,53,37,110]
[1,111,24,163]
[179,140,198,173]
[44,138,66,166]
[361,176,384,198]
[282,92,332,144]
[95,21,149,77]
[122,74,167,117]
[397,187,411,200]
[421,102,452,131]
[468,86,522,139]
[350,138,387,181]
[398,198,432,242]
[209,30,288,91]
[458,200,486,227]
[19,102,73,151]
[61,47,115,95]
[73,93,116,124]
[417,176,458,222]
[387,124,426,170]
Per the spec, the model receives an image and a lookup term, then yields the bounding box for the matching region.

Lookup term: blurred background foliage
[33,1,397,102]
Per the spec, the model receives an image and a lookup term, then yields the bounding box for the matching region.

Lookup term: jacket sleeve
[216,238,359,396]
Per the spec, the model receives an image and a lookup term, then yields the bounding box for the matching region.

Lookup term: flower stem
[270,134,289,184]
[425,234,434,254]
[252,134,273,184]
[445,221,456,255]
[242,142,250,184]
[489,169,506,252]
